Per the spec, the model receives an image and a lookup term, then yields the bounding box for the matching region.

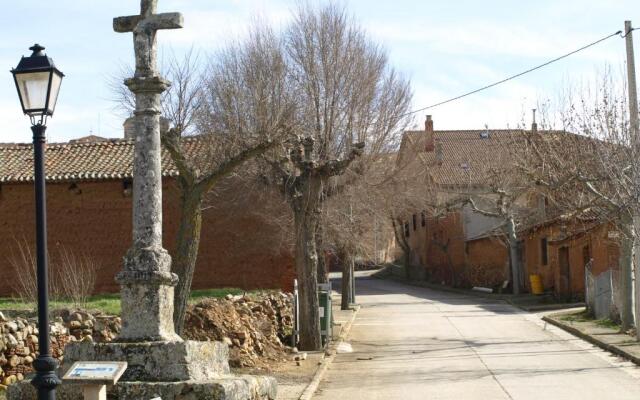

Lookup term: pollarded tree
[266,3,412,350]
[171,4,412,349]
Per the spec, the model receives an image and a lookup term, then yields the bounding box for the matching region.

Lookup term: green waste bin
[318,282,332,346]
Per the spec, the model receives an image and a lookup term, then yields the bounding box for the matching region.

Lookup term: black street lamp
[11,44,64,400]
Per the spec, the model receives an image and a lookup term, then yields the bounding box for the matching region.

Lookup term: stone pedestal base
[61,340,230,382]
[7,340,277,400]
[7,376,277,400]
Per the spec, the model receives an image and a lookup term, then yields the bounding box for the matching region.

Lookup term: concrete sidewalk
[275,290,357,400]
[544,310,640,366]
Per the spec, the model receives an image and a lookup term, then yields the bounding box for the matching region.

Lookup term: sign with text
[63,361,127,385]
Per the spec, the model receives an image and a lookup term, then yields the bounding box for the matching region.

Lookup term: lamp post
[11,44,64,400]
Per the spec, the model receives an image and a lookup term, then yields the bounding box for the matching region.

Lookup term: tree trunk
[402,250,410,279]
[391,217,411,279]
[620,219,634,332]
[291,175,323,351]
[316,222,329,284]
[340,251,353,310]
[634,229,640,341]
[172,187,203,335]
[506,216,520,295]
[634,215,640,340]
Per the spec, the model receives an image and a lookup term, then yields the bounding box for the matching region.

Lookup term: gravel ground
[234,351,324,400]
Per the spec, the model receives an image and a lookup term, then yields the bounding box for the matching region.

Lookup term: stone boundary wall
[0,310,120,388]
[0,179,296,296]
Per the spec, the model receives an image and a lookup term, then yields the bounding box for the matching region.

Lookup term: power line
[403,29,626,117]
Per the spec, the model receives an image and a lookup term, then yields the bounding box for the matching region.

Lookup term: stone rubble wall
[0,291,293,391]
[0,310,121,389]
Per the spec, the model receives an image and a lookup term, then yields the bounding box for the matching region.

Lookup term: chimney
[123,116,137,140]
[425,115,434,151]
[435,140,443,164]
[531,108,538,133]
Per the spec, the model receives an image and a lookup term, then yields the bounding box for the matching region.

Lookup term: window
[541,238,548,266]
[404,223,410,238]
[68,183,82,195]
[123,179,133,197]
[412,214,417,231]
[421,211,426,227]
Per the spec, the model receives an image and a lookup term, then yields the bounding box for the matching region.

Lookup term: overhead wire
[401,28,631,117]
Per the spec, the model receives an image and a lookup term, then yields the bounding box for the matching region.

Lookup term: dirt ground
[236,351,325,400]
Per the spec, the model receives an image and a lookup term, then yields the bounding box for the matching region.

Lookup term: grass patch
[559,311,621,330]
[560,310,591,323]
[594,318,620,330]
[189,288,247,302]
[0,288,250,316]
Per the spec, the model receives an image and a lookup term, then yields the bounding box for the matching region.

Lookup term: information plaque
[63,361,128,385]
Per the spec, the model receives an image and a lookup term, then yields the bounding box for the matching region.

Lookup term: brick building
[521,215,618,298]
[395,116,619,297]
[0,137,295,296]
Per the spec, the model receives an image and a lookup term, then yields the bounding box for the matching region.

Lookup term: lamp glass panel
[15,71,50,113]
[47,72,63,114]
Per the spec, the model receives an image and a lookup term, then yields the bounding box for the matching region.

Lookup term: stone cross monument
[8,1,277,398]
[112,0,182,343]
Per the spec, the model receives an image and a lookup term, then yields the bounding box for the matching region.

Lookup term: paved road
[314,276,640,400]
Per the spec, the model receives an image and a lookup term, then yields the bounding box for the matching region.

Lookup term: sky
[0,0,637,143]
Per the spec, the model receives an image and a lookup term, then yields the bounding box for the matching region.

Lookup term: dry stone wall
[0,291,294,391]
[0,310,121,389]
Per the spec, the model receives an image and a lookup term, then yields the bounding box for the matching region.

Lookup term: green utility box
[318,282,332,346]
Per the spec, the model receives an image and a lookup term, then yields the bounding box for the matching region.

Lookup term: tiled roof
[0,137,206,183]
[399,129,565,187]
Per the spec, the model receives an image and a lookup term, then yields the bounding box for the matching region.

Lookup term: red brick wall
[523,223,617,297]
[401,211,510,287]
[465,237,509,287]
[0,178,295,296]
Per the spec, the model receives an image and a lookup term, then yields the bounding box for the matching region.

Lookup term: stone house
[395,116,619,297]
[0,135,296,297]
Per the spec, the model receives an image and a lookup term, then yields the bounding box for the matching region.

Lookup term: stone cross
[113,0,182,78]
[113,0,183,342]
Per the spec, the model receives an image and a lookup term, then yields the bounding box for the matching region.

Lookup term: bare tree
[322,156,401,308]
[113,5,410,346]
[112,29,295,334]
[263,3,411,350]
[517,72,640,335]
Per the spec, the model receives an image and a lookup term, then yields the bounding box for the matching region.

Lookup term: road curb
[542,315,640,366]
[376,268,584,312]
[298,305,361,400]
[374,269,516,300]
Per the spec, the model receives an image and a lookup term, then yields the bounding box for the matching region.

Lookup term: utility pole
[625,20,640,340]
